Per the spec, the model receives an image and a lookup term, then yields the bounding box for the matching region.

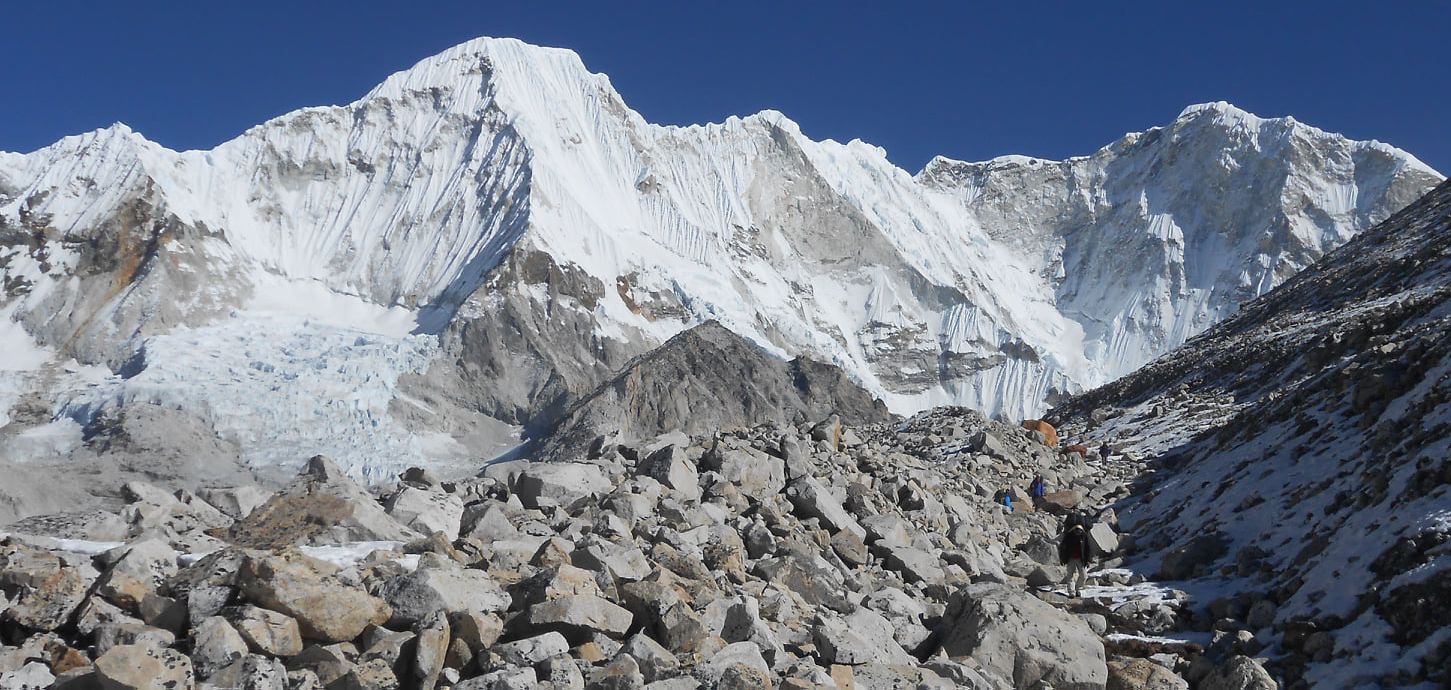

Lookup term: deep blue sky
[5,2,1447,174]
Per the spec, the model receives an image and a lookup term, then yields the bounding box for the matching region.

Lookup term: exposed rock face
[1052,180,1451,687]
[536,321,895,457]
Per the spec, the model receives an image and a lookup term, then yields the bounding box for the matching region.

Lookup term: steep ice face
[919,100,1444,382]
[0,37,1442,480]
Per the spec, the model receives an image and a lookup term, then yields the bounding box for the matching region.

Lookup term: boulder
[376,557,509,625]
[514,462,609,509]
[1107,658,1189,690]
[206,655,288,690]
[572,537,651,582]
[1199,656,1277,690]
[694,642,771,689]
[972,430,1013,460]
[196,486,272,520]
[226,455,420,547]
[638,445,702,502]
[622,633,680,683]
[937,584,1106,690]
[190,616,248,679]
[0,662,54,690]
[287,644,357,686]
[226,606,303,657]
[329,658,399,690]
[523,593,634,641]
[410,610,449,690]
[237,550,390,642]
[881,543,945,585]
[94,644,194,690]
[1089,522,1119,556]
[0,544,92,631]
[493,631,570,666]
[813,609,914,666]
[785,477,867,540]
[384,487,465,540]
[461,503,520,542]
[451,610,504,653]
[701,445,785,496]
[1157,532,1229,580]
[1038,490,1084,515]
[96,539,179,613]
[810,415,843,450]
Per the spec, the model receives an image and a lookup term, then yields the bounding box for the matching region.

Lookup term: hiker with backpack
[1029,475,1046,502]
[994,488,1014,513]
[1058,510,1094,596]
[1099,443,1112,461]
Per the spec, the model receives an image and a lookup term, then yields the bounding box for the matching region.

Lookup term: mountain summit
[0,37,1441,485]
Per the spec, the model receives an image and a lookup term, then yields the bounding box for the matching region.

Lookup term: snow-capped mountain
[0,37,1440,482]
[1050,180,1451,687]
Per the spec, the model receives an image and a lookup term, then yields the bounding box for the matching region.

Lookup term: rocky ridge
[1051,180,1451,687]
[0,409,1276,690]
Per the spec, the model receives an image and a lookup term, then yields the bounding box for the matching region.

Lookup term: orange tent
[1021,419,1058,447]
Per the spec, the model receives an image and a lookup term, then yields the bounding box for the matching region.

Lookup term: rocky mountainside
[535,321,895,460]
[1051,180,1451,687]
[1,406,1271,690]
[0,37,1441,486]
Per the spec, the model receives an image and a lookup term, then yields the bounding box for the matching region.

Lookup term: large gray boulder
[1089,522,1120,556]
[702,444,785,495]
[1200,656,1277,690]
[384,487,465,539]
[938,583,1106,690]
[637,444,702,502]
[523,593,634,641]
[236,550,391,642]
[514,463,609,509]
[813,608,915,666]
[94,644,195,690]
[196,486,272,520]
[190,616,248,679]
[785,476,866,540]
[376,556,509,626]
[226,455,419,547]
[0,543,92,631]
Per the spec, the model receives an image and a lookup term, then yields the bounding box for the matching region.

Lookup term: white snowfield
[0,37,1442,478]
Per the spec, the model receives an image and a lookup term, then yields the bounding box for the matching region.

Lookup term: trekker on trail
[1029,475,1046,501]
[1058,510,1094,596]
[1099,443,1112,461]
[993,488,1014,513]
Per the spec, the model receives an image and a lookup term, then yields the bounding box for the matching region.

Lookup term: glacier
[0,36,1442,480]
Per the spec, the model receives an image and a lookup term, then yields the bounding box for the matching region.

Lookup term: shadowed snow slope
[0,37,1442,485]
[1052,180,1451,687]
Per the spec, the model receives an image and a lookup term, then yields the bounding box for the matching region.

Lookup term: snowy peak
[0,36,1443,484]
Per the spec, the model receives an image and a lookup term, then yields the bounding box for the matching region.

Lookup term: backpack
[1058,525,1090,565]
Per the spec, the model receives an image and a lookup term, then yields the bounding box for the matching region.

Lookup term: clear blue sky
[4,2,1447,174]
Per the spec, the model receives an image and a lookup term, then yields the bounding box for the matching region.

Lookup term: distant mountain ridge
[0,37,1440,486]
